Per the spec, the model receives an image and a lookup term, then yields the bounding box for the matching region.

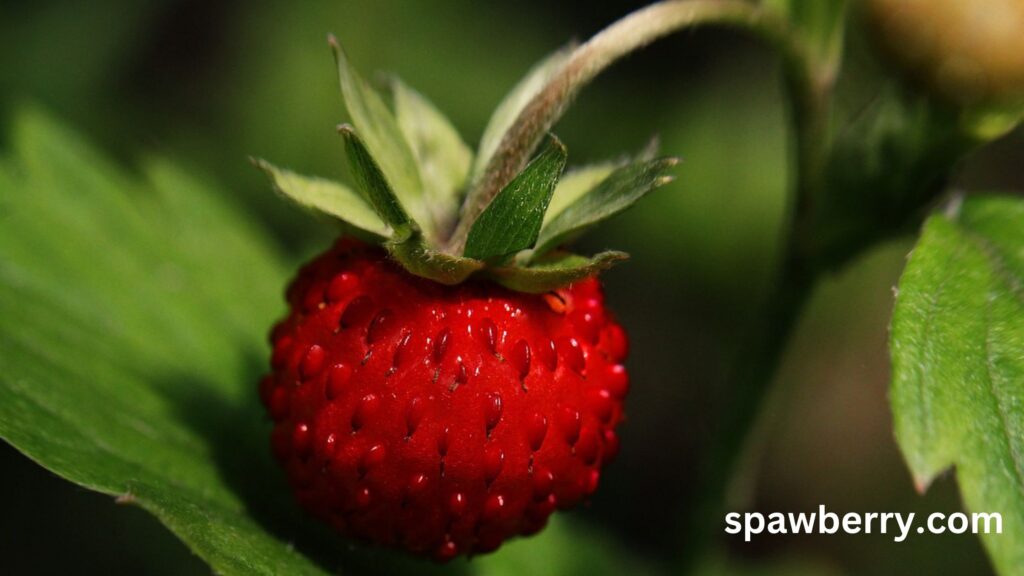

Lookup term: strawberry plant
[1,0,1024,574]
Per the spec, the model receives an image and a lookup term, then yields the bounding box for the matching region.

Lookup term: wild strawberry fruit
[256,34,675,559]
[262,238,628,559]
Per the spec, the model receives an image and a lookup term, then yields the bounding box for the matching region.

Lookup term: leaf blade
[0,109,327,575]
[890,195,1024,573]
[463,135,567,261]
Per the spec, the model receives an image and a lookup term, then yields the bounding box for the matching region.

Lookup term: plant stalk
[678,8,842,571]
[447,0,793,253]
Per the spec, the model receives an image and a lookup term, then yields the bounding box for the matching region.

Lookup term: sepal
[487,250,628,293]
[252,158,389,240]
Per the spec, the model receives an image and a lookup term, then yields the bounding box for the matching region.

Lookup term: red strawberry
[261,239,628,559]
[255,34,673,560]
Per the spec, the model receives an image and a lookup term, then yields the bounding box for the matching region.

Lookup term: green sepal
[391,77,472,234]
[260,39,668,292]
[545,162,619,225]
[463,134,567,262]
[338,124,483,285]
[386,231,484,285]
[533,156,677,257]
[338,124,415,231]
[329,36,432,236]
[487,250,628,293]
[252,158,389,240]
[544,138,660,225]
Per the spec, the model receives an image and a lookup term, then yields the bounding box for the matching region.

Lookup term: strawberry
[261,238,628,559]
[256,33,675,560]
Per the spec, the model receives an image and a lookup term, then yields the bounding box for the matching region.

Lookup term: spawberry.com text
[725,505,1002,543]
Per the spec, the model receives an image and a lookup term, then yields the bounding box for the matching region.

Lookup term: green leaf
[544,162,619,225]
[463,135,567,262]
[0,110,652,575]
[470,44,573,183]
[338,124,414,232]
[252,158,389,239]
[391,77,472,233]
[533,157,677,256]
[329,37,431,236]
[890,195,1024,574]
[487,251,628,293]
[0,109,325,575]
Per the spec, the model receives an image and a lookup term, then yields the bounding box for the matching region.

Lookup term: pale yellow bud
[865,0,1024,107]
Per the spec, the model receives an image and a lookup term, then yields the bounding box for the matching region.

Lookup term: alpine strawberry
[256,24,675,560]
[262,239,628,559]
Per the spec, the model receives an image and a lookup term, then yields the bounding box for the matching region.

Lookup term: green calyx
[254,35,677,293]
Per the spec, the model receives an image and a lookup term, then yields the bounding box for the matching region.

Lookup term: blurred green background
[2,1,1022,574]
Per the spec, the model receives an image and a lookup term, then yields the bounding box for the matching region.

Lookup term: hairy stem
[448,0,796,253]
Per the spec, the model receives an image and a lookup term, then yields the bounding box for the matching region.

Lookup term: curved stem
[679,6,842,572]
[448,0,799,253]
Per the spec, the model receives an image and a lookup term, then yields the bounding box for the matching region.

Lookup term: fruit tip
[337,123,355,135]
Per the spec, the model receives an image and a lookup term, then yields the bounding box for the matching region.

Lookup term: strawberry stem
[448,0,798,254]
